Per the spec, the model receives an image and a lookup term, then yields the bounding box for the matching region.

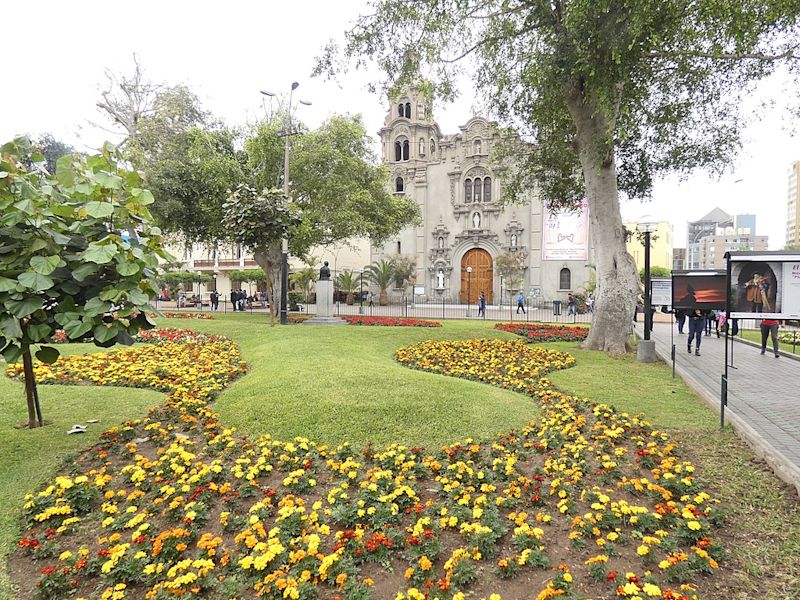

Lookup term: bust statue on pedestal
[319,261,331,281]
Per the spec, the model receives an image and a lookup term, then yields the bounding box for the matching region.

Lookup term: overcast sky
[3,1,797,249]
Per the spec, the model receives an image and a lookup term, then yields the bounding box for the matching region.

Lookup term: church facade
[372,89,593,305]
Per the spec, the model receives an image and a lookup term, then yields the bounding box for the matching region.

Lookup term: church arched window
[464,179,472,203]
[419,138,425,156]
[473,177,482,202]
[430,139,436,156]
[402,140,409,161]
[483,177,492,202]
[398,103,405,118]
[559,268,571,290]
[395,177,404,192]
[394,141,402,161]
[405,102,411,118]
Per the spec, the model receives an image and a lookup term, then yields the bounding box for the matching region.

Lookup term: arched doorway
[461,248,493,303]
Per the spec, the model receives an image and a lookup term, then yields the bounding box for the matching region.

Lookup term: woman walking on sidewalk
[760,318,781,357]
[687,309,705,356]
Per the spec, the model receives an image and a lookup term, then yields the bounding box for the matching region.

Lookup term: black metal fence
[153,297,593,324]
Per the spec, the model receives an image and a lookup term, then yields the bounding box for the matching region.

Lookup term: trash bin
[553,300,562,316]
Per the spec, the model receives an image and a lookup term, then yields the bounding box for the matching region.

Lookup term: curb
[642,332,800,497]
[731,334,800,362]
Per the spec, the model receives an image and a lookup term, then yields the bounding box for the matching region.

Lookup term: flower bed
[342,316,442,327]
[135,327,224,345]
[160,311,214,320]
[495,322,589,343]
[5,333,725,600]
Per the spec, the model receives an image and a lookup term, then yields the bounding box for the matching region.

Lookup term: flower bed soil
[5,333,728,600]
[342,316,442,327]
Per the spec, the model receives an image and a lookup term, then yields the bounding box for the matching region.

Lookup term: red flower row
[342,316,442,327]
[495,322,589,342]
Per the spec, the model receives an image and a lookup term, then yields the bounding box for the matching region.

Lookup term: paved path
[646,322,800,494]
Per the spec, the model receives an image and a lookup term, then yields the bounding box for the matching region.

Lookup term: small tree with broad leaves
[0,138,170,428]
[222,185,299,326]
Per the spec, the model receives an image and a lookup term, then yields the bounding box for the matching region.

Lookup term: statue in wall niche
[472,211,481,229]
[511,233,517,248]
[436,269,445,288]
[438,236,444,249]
[319,261,331,280]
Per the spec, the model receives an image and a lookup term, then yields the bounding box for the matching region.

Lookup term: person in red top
[760,319,781,357]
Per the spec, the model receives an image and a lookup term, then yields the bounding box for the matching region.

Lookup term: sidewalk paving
[646,321,800,494]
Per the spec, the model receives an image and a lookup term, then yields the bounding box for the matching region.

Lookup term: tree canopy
[319,0,800,353]
[0,138,169,427]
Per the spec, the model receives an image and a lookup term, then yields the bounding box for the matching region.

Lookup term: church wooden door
[460,248,493,303]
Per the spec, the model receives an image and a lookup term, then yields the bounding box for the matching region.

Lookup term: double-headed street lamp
[261,83,312,325]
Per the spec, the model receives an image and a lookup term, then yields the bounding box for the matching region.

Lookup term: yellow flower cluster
[11,333,721,600]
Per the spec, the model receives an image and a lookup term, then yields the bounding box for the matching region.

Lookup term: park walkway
[646,321,800,494]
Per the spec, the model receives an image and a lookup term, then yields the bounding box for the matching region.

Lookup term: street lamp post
[465,266,473,317]
[636,217,658,362]
[261,83,312,325]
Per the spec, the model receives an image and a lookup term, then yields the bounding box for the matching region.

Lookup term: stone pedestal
[637,339,658,363]
[303,279,347,325]
[316,280,334,317]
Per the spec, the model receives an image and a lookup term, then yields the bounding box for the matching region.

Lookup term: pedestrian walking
[478,292,486,318]
[687,309,705,356]
[760,318,781,357]
[230,290,238,311]
[675,308,686,334]
[368,292,375,308]
[210,291,219,311]
[586,293,593,313]
[516,292,526,314]
[567,293,576,316]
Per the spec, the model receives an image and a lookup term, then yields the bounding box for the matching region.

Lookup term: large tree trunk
[566,91,640,355]
[253,242,282,327]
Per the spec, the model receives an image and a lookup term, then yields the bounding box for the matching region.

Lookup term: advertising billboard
[727,252,800,319]
[650,277,672,306]
[542,201,589,261]
[671,271,727,310]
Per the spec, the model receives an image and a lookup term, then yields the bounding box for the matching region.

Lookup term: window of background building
[559,268,571,290]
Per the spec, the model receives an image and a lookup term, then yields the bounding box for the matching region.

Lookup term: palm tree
[290,258,319,304]
[334,269,359,305]
[364,259,395,306]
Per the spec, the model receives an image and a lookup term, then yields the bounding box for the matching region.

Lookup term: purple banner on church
[542,201,589,261]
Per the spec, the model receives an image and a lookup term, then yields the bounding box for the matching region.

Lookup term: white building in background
[372,88,593,304]
[174,88,594,304]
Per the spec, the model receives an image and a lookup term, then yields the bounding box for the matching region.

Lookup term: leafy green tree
[322,1,800,354]
[30,134,74,175]
[290,258,319,304]
[144,127,244,245]
[364,259,395,306]
[158,271,210,301]
[785,242,800,251]
[495,250,527,299]
[334,269,360,305]
[391,255,416,291]
[222,186,299,325]
[0,138,169,428]
[284,115,420,257]
[639,266,671,281]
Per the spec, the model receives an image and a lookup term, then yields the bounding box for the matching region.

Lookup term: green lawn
[0,314,798,598]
